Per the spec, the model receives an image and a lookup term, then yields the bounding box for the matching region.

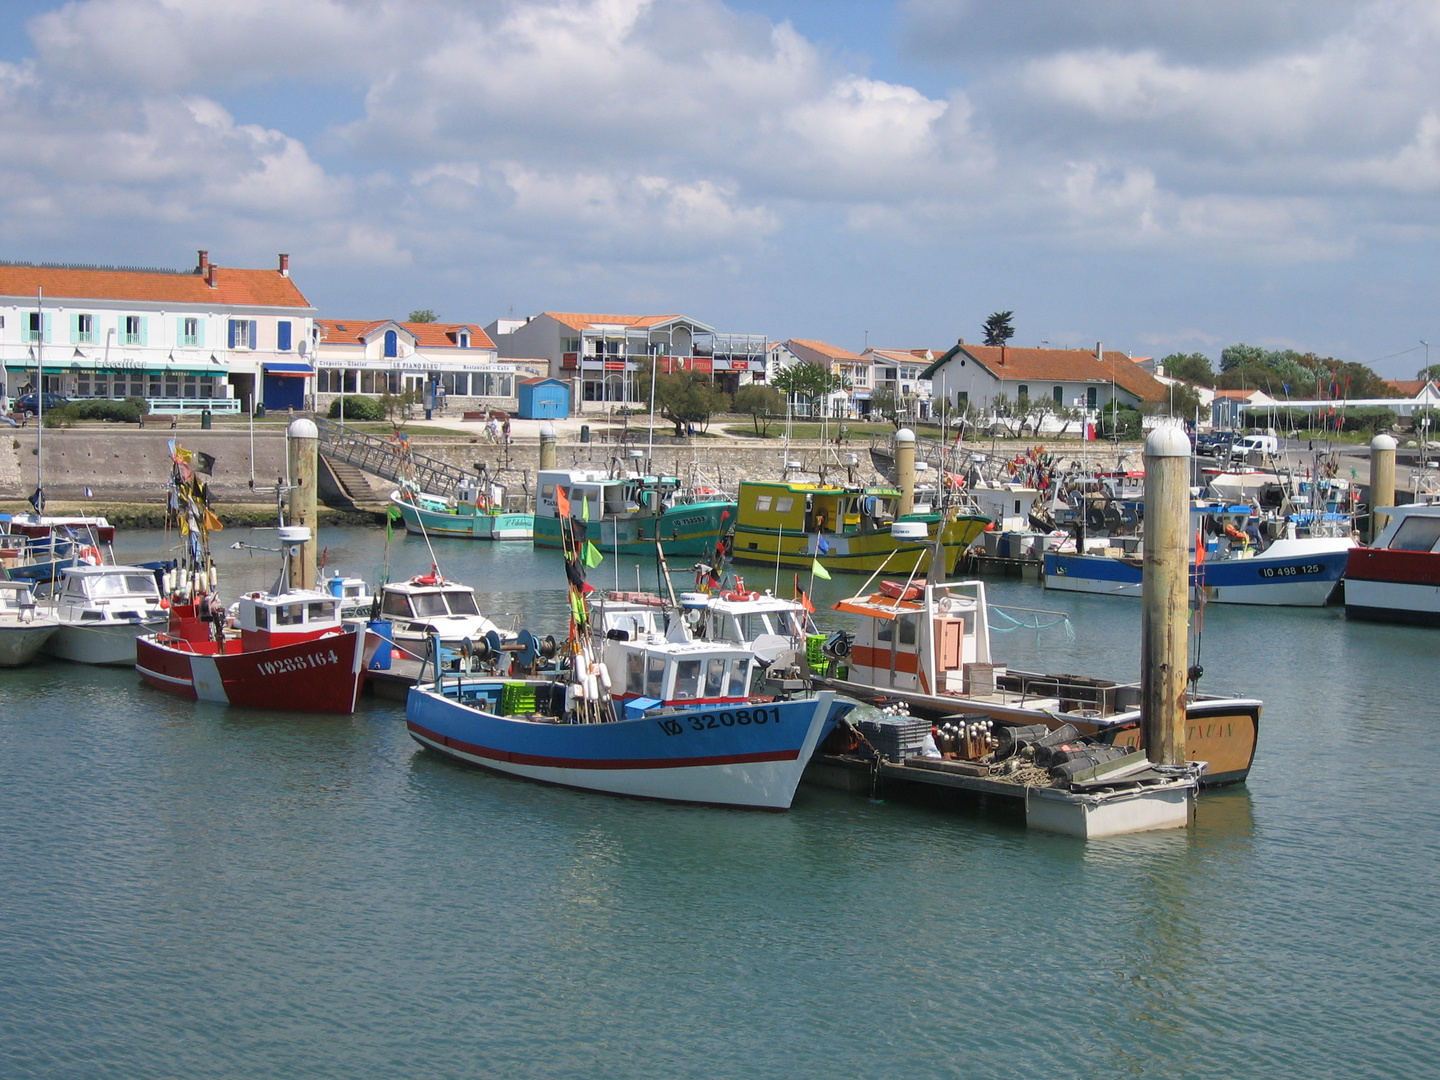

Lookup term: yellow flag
[811,557,831,580]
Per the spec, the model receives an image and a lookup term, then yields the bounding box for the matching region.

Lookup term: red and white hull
[1345,548,1440,626]
[136,626,379,714]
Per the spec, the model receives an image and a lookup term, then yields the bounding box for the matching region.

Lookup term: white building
[864,348,936,419]
[0,251,314,413]
[920,341,1167,417]
[313,319,538,412]
[487,311,767,411]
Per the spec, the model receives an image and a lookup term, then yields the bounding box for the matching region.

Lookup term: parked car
[1195,430,1236,457]
[1230,433,1279,459]
[15,393,70,416]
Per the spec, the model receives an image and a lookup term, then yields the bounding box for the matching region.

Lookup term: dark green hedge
[327,395,387,421]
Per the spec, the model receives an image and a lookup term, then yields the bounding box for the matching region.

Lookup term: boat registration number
[656,707,780,736]
[1259,564,1324,578]
[258,648,341,675]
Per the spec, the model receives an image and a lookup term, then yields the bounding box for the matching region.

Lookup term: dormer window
[457,331,469,348]
[384,329,398,358]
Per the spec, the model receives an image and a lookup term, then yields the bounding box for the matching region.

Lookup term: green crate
[805,633,827,665]
[501,681,537,715]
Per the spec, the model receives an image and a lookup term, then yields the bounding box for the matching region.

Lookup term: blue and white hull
[407,684,841,809]
[1044,538,1353,606]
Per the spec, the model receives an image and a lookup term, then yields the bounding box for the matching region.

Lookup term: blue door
[264,374,305,411]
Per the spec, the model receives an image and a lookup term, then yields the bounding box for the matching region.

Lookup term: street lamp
[1423,340,1430,371]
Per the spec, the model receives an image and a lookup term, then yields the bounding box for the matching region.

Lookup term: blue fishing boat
[391,480,534,540]
[1044,503,1353,606]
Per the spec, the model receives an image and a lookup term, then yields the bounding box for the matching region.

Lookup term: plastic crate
[500,681,538,715]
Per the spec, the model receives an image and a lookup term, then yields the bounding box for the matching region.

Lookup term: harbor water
[1,528,1437,1079]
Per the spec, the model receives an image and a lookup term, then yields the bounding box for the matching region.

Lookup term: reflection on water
[0,528,1434,1079]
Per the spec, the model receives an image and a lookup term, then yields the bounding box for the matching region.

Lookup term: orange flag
[555,485,571,518]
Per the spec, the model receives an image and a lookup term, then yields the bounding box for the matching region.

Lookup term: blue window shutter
[43,313,52,342]
[250,320,258,350]
[385,329,397,358]
[177,316,186,345]
[277,320,291,351]
[197,319,206,348]
[140,317,148,347]
[70,313,80,345]
[228,320,236,348]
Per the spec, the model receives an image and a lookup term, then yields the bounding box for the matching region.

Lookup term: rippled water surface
[1,528,1436,1079]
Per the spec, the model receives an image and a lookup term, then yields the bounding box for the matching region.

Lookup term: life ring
[1223,523,1248,542]
[412,573,441,586]
[722,590,759,602]
[79,545,101,565]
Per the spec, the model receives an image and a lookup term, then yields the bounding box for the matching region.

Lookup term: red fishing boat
[137,525,380,713]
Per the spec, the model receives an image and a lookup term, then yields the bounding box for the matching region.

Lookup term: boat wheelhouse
[391,478,534,540]
[533,468,735,556]
[44,564,167,665]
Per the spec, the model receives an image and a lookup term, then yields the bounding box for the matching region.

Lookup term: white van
[1230,434,1278,459]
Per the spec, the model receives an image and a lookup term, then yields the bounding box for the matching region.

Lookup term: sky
[2,0,1439,378]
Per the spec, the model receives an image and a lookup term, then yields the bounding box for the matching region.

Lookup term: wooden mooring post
[1141,425,1190,767]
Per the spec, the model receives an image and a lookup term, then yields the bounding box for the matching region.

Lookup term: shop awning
[263,362,314,376]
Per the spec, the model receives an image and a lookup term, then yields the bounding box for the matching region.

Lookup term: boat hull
[406,686,837,809]
[731,514,991,575]
[136,627,378,714]
[44,618,165,666]
[1344,548,1440,626]
[533,501,735,556]
[393,495,534,540]
[1044,545,1350,606]
[0,624,58,667]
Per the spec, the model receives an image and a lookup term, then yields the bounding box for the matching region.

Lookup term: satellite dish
[751,633,791,663]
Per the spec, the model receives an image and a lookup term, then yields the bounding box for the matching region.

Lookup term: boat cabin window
[705,658,726,697]
[1389,515,1440,552]
[381,592,413,618]
[733,613,771,641]
[754,494,773,512]
[443,590,480,616]
[253,605,269,628]
[307,601,336,622]
[729,658,750,696]
[275,603,306,626]
[876,615,917,645]
[627,650,645,694]
[674,659,702,699]
[774,496,794,514]
[412,592,449,618]
[84,574,159,598]
[645,655,667,699]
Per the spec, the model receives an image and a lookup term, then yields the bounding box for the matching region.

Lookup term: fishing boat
[729,477,990,575]
[813,563,1261,786]
[0,580,59,666]
[1344,501,1440,625]
[532,468,735,556]
[42,564,168,665]
[137,525,380,712]
[390,478,534,540]
[1044,502,1354,606]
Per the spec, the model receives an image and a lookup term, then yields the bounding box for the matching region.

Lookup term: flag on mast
[810,557,831,581]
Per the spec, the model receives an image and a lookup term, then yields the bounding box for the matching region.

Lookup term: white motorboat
[0,580,60,667]
[42,564,168,666]
[378,568,509,653]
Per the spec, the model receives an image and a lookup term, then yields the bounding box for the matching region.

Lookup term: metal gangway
[315,419,470,499]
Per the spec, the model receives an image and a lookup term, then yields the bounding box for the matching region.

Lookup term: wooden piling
[1141,425,1190,767]
[895,428,916,517]
[286,418,318,590]
[1370,433,1397,540]
[539,423,557,471]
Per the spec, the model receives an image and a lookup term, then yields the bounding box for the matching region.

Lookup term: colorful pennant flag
[582,495,589,522]
[810,557,831,581]
[583,541,604,568]
[555,485,571,518]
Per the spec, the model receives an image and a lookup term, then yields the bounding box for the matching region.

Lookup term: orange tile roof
[316,319,495,349]
[786,338,866,365]
[543,311,688,332]
[926,344,1167,403]
[867,348,934,365]
[1386,379,1426,396]
[0,262,312,308]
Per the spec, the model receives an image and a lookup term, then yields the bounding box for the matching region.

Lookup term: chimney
[1000,344,1007,366]
[197,249,209,274]
[207,263,218,289]
[279,253,290,277]
[1096,341,1103,360]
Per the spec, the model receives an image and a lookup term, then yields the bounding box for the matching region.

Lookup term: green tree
[1143,382,1203,420]
[1417,365,1440,382]
[772,361,849,417]
[983,311,1015,347]
[636,364,729,435]
[1160,352,1215,386]
[407,309,438,323]
[870,386,903,427]
[732,384,784,436]
[1099,403,1142,440]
